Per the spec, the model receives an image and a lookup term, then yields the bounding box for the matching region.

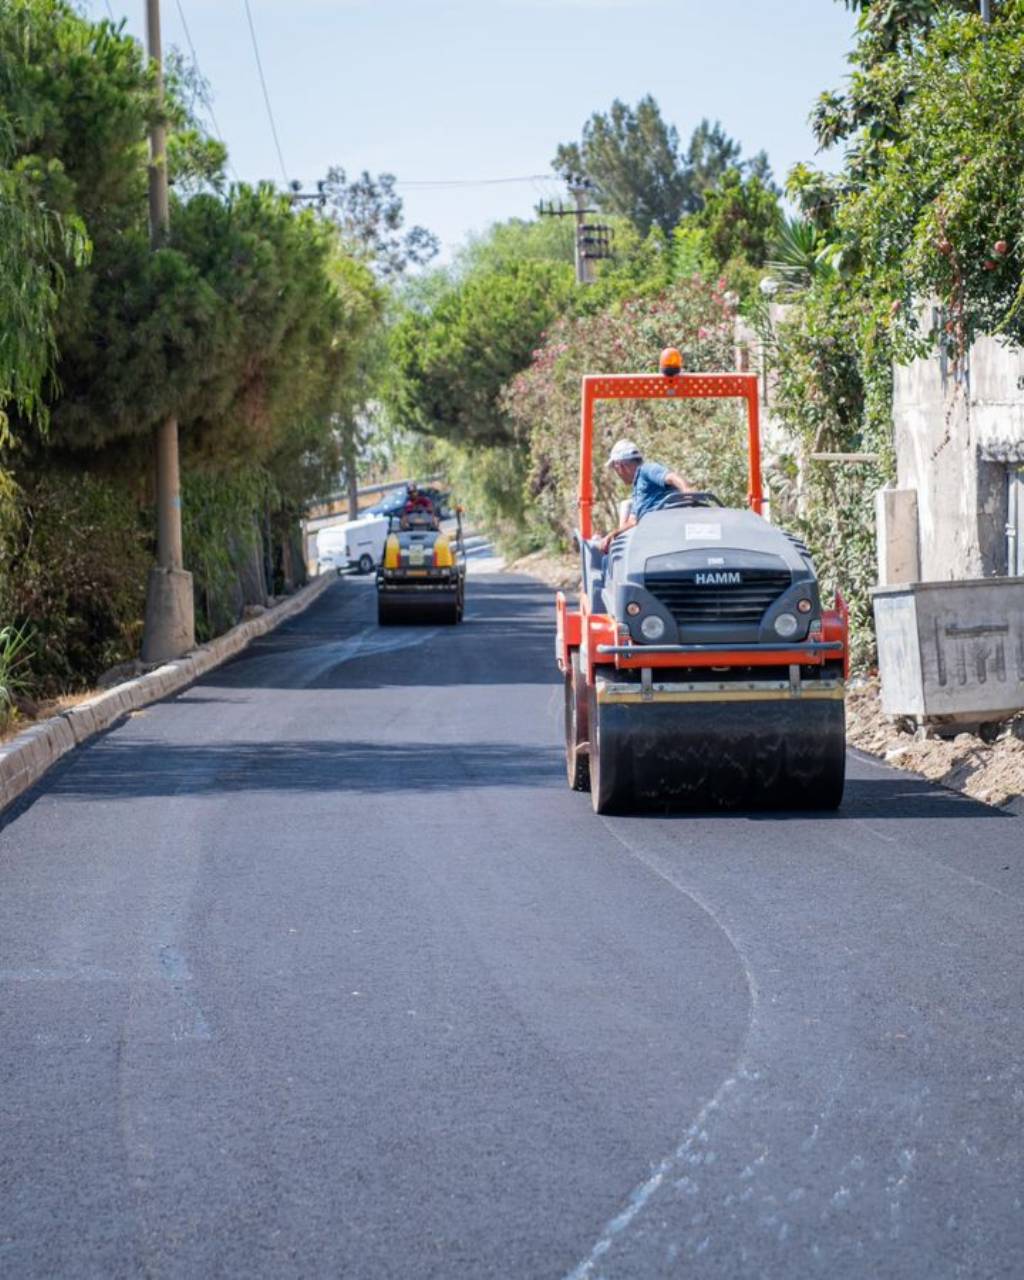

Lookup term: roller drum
[377,586,461,627]
[588,684,845,814]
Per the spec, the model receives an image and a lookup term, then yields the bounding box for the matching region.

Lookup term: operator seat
[400,507,438,532]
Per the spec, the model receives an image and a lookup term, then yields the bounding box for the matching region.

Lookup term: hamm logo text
[694,571,742,586]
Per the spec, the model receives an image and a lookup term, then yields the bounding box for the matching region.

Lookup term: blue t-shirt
[631,461,674,520]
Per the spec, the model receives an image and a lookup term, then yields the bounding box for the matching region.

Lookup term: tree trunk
[341,423,360,521]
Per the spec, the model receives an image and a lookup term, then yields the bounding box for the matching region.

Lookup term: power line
[175,0,240,183]
[394,174,552,189]
[175,1,225,140]
[242,0,289,186]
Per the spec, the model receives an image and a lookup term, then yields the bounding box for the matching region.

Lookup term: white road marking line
[564,819,759,1278]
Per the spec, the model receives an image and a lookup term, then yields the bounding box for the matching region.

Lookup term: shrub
[4,470,150,694]
[0,622,35,731]
[506,276,743,543]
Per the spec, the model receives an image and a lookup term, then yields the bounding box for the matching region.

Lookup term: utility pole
[287,179,328,208]
[141,0,194,663]
[570,181,593,285]
[537,176,612,285]
[981,0,992,21]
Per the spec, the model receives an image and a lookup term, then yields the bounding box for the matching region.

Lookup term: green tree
[809,0,1004,185]
[687,118,747,204]
[314,166,438,510]
[0,0,361,476]
[836,1,1024,354]
[552,96,691,235]
[44,186,359,471]
[553,97,766,235]
[506,276,742,542]
[319,167,440,279]
[455,215,576,276]
[0,0,388,681]
[0,0,93,439]
[386,258,574,449]
[695,169,782,273]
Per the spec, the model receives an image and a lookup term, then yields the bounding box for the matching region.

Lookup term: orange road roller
[556,353,848,814]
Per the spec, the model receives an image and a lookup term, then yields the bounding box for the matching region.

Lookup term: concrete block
[875,488,920,585]
[0,743,26,790]
[873,577,1024,724]
[100,691,128,722]
[21,725,53,769]
[157,662,185,691]
[63,705,98,744]
[177,658,200,684]
[7,731,46,790]
[0,740,31,786]
[50,718,75,756]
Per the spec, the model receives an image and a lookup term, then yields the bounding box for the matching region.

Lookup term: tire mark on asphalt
[159,946,213,1041]
[225,626,441,688]
[565,817,759,1280]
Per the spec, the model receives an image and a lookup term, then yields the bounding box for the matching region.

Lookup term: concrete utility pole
[570,183,594,285]
[537,177,612,285]
[141,0,194,663]
[981,0,992,21]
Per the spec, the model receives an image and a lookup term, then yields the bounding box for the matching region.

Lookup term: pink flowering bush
[504,275,747,541]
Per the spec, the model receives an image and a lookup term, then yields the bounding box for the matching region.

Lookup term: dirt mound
[504,550,580,591]
[848,677,1024,809]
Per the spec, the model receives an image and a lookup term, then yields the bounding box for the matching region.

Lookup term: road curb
[0,574,333,815]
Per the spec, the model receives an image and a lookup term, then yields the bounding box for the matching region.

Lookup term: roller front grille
[646,570,792,625]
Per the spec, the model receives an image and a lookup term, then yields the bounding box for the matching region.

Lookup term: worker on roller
[403,483,434,515]
[598,439,694,553]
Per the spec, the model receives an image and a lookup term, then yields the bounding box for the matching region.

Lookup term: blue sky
[82,0,856,260]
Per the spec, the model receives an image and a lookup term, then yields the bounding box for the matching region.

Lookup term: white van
[316,515,389,575]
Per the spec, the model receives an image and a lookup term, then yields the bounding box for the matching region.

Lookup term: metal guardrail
[306,475,445,520]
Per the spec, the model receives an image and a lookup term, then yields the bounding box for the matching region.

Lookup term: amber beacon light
[659,347,683,377]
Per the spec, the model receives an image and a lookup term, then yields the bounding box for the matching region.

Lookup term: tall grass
[0,623,34,731]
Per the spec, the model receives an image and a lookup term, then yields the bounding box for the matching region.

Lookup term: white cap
[606,438,643,467]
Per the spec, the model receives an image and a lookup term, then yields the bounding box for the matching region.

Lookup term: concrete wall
[893,326,1024,581]
[873,577,1024,725]
[735,306,803,524]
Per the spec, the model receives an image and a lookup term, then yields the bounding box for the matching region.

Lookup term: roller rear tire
[563,651,590,791]
[588,680,632,814]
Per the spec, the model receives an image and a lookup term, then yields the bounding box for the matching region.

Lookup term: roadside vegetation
[384,0,1023,671]
[1,0,1021,723]
[0,0,392,709]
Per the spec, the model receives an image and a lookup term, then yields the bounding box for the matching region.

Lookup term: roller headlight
[774,611,799,639]
[640,615,666,641]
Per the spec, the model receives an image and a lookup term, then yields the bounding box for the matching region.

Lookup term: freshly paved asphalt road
[2,570,1023,1278]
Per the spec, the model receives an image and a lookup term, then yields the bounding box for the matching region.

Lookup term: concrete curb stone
[0,574,332,816]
